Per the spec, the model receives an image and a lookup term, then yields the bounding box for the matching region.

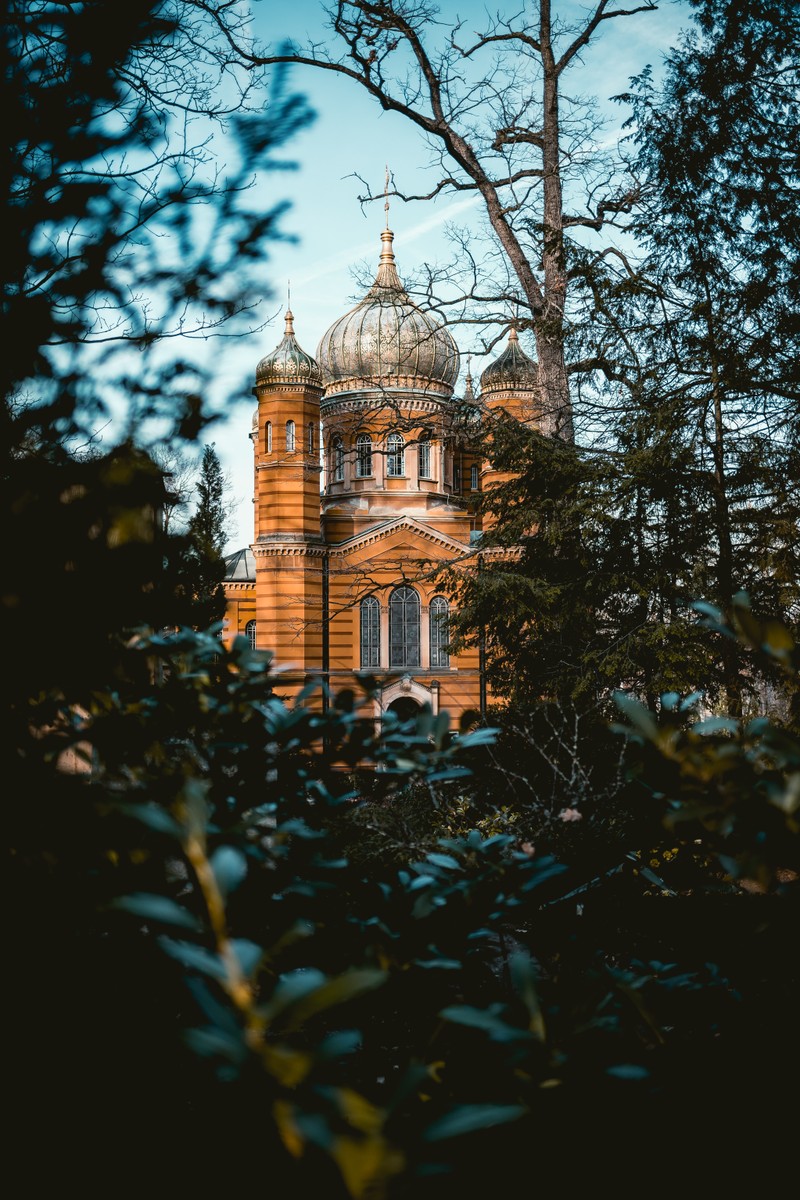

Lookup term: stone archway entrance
[386,695,421,723]
[377,674,436,722]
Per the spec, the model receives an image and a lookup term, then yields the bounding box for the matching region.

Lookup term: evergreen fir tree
[176,444,228,629]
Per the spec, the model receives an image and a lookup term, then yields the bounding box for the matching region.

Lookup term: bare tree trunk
[538,0,573,441]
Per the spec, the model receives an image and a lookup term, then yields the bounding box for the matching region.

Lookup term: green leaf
[424,1104,526,1142]
[112,893,202,931]
[440,1004,533,1042]
[117,803,182,837]
[613,691,658,739]
[211,845,248,897]
[426,853,461,870]
[159,936,226,980]
[693,716,739,735]
[272,968,387,1031]
[231,938,263,977]
[606,1064,649,1080]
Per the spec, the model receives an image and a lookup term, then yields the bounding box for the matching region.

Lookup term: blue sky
[210,0,692,550]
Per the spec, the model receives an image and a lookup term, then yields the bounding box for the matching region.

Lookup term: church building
[223,222,539,725]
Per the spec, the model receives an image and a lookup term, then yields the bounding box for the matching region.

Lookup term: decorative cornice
[321,377,452,400]
[253,382,324,397]
[252,538,328,559]
[321,393,451,417]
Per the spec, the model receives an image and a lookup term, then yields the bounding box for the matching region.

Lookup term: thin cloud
[293,192,481,286]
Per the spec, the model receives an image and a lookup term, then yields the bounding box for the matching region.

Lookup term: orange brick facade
[223,227,539,727]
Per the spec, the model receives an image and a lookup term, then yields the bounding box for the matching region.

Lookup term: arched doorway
[386,695,420,723]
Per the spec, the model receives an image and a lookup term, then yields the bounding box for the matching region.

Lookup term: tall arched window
[429,596,450,668]
[389,586,420,667]
[332,435,345,482]
[245,619,257,650]
[307,422,315,454]
[356,434,372,477]
[387,432,405,477]
[266,421,272,453]
[286,420,295,452]
[360,596,380,668]
[418,433,431,479]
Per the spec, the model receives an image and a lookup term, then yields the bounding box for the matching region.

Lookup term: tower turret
[251,310,324,674]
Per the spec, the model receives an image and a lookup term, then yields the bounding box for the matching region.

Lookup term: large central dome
[317,228,460,399]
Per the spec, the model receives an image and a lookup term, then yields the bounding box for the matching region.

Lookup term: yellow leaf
[273,1100,304,1159]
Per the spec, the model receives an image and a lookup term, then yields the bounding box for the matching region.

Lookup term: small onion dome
[479,327,538,396]
[316,228,460,397]
[256,310,323,388]
[250,407,258,431]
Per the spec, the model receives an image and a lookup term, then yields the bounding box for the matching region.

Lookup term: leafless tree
[218,0,660,441]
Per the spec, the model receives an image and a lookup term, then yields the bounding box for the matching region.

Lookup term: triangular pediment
[331,516,471,562]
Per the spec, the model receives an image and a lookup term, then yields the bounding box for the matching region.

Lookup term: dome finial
[464,352,475,400]
[384,164,391,229]
[284,280,294,334]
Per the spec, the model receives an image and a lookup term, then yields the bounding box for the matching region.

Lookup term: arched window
[429,596,450,668]
[387,432,405,477]
[307,422,315,454]
[266,421,272,453]
[360,596,380,668]
[418,433,431,479]
[286,420,295,452]
[470,464,479,490]
[332,434,345,482]
[245,619,257,650]
[453,463,461,492]
[389,586,420,667]
[356,434,372,477]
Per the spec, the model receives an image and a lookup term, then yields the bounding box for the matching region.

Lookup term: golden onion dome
[256,310,323,388]
[317,229,460,398]
[479,327,538,396]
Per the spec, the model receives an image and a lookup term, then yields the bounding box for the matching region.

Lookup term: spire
[384,163,391,229]
[284,308,295,336]
[464,352,475,401]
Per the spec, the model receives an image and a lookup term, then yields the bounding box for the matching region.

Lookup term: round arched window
[387,432,405,477]
[389,585,420,667]
[429,596,450,668]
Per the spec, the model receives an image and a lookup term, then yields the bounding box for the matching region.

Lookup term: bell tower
[478,327,539,529]
[251,310,325,679]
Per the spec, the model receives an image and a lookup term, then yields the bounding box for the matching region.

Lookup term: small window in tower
[453,463,461,493]
[387,432,405,477]
[245,619,257,650]
[307,422,315,454]
[360,596,380,668]
[356,434,373,477]
[470,464,479,490]
[389,585,420,667]
[418,433,432,479]
[286,420,295,452]
[266,421,272,453]
[429,596,450,668]
[333,435,345,482]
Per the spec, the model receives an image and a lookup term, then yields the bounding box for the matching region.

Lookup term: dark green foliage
[450,0,799,718]
[173,443,229,626]
[447,420,727,710]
